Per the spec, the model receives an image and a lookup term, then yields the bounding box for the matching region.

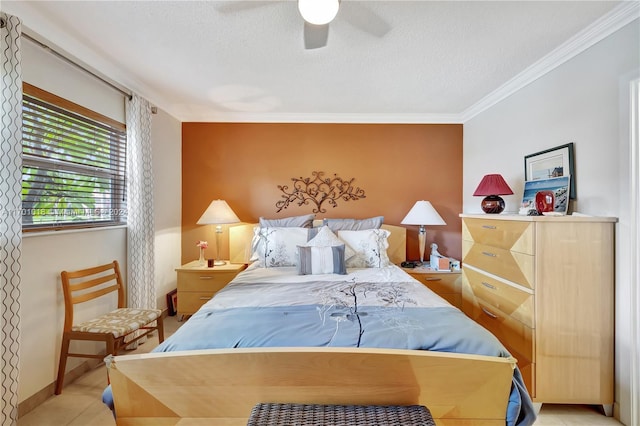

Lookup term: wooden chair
[55,260,164,395]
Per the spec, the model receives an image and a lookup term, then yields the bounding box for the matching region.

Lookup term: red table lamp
[473,174,513,214]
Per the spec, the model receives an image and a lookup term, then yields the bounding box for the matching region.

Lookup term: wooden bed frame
[108,347,516,425]
[107,222,518,425]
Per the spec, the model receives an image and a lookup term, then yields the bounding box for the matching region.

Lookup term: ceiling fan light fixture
[298,0,339,25]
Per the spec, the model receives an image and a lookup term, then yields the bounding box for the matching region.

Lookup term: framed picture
[524,142,575,199]
[521,176,571,215]
[166,289,178,316]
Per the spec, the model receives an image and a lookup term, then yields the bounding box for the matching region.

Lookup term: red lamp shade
[473,174,513,214]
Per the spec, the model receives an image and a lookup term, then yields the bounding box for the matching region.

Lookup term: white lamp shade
[298,0,339,25]
[196,200,240,225]
[401,201,446,226]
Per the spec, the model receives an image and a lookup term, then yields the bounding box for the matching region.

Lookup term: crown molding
[460,2,640,123]
[178,111,464,124]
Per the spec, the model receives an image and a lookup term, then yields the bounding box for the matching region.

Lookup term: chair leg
[157,317,165,343]
[55,335,71,395]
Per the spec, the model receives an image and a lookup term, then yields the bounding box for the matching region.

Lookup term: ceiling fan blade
[214,1,278,14]
[304,22,329,49]
[340,2,391,38]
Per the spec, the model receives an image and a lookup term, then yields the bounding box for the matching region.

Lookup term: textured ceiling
[4,1,632,122]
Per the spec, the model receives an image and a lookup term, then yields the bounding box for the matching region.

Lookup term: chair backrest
[60,260,125,332]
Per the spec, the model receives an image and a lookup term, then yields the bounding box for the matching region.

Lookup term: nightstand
[401,265,462,308]
[175,261,246,317]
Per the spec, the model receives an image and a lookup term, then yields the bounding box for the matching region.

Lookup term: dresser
[459,214,616,413]
[175,261,246,317]
[402,266,462,308]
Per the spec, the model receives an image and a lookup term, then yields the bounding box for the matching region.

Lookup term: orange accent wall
[182,123,463,264]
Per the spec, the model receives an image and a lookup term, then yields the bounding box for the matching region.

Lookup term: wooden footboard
[108,347,516,426]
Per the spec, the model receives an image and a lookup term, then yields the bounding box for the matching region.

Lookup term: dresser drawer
[469,300,534,373]
[462,218,534,255]
[178,291,216,314]
[178,271,238,292]
[464,268,534,327]
[462,240,535,290]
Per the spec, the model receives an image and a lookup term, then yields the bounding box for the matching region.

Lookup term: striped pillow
[297,245,346,275]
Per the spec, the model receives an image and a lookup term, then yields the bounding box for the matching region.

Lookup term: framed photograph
[524,142,575,199]
[166,289,178,316]
[521,176,571,215]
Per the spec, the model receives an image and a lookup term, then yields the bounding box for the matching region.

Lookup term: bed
[104,219,536,425]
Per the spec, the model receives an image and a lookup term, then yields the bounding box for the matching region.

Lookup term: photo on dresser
[524,142,575,199]
[521,176,571,215]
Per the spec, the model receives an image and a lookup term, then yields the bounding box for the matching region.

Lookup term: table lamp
[197,199,240,265]
[401,200,446,264]
[473,174,513,214]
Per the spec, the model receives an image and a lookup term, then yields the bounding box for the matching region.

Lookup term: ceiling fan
[216,0,391,50]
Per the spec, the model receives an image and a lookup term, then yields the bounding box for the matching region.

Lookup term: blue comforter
[103,269,536,425]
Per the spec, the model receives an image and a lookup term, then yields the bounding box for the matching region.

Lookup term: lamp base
[213,260,226,266]
[481,195,505,214]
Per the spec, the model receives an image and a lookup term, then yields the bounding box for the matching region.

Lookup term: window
[22,85,127,230]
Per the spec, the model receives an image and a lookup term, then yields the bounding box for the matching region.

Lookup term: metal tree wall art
[275,171,366,213]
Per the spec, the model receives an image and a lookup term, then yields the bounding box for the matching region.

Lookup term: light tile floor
[18,315,623,425]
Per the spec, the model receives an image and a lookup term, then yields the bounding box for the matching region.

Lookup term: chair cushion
[72,308,162,338]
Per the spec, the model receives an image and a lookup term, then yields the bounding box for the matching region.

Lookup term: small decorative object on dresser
[459,213,617,416]
[521,176,570,215]
[472,174,514,214]
[175,261,246,317]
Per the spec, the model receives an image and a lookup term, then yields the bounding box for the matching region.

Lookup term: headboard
[229,221,406,266]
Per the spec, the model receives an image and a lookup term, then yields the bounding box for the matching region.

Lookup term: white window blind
[22,93,127,230]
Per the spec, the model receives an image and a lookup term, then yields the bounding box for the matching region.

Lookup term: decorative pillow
[259,214,315,229]
[250,227,310,267]
[297,245,347,275]
[323,216,384,231]
[337,229,391,268]
[305,225,356,260]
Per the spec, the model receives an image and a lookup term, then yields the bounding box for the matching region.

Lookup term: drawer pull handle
[425,277,442,282]
[199,296,213,300]
[199,276,213,280]
[482,251,497,258]
[482,225,497,229]
[481,281,496,290]
[481,307,499,319]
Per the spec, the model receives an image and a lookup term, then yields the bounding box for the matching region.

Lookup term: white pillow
[337,229,391,268]
[250,227,309,267]
[304,225,356,260]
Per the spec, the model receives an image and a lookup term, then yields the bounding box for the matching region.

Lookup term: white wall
[151,108,182,309]
[463,20,639,425]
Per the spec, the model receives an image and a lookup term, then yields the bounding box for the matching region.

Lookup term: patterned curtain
[126,94,156,313]
[0,12,22,426]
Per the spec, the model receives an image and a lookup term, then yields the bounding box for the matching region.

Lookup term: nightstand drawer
[462,241,534,290]
[179,291,216,313]
[412,273,461,295]
[462,218,534,255]
[465,268,534,327]
[405,269,462,309]
[176,261,247,316]
[178,271,239,292]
